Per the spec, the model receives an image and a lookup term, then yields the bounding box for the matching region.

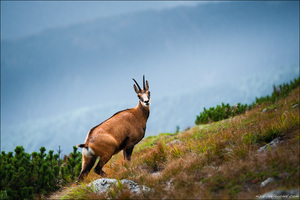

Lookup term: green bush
[0,145,82,199]
[253,77,300,106]
[195,102,248,124]
[195,77,300,125]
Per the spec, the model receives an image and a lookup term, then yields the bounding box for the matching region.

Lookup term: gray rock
[258,138,282,153]
[89,178,150,196]
[89,178,118,195]
[261,108,267,113]
[167,178,174,190]
[257,189,299,200]
[260,177,275,187]
[121,179,150,194]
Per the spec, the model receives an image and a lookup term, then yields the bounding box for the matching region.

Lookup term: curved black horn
[132,78,141,91]
[143,75,146,90]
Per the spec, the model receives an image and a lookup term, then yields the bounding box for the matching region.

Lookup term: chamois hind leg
[93,154,112,177]
[77,151,97,182]
[123,146,134,161]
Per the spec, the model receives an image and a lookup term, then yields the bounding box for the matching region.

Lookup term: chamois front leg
[123,146,134,161]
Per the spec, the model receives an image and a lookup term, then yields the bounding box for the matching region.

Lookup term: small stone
[268,138,282,146]
[167,178,174,190]
[261,108,267,113]
[260,177,275,187]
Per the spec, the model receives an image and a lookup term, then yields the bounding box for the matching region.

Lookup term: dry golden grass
[57,87,299,199]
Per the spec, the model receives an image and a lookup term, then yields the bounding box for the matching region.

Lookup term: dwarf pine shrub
[195,102,248,125]
[195,77,300,125]
[0,146,82,199]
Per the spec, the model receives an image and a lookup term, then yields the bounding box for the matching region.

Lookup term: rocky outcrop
[257,138,282,153]
[89,178,150,196]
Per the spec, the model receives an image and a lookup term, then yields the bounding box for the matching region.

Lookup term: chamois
[77,75,150,181]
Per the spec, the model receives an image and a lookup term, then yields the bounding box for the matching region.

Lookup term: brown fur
[77,76,150,181]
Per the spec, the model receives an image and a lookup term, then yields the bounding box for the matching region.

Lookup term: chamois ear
[146,80,149,91]
[133,84,139,94]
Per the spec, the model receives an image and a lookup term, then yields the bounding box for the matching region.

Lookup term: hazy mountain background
[1,1,299,155]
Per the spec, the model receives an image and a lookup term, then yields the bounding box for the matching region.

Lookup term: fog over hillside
[1,1,299,154]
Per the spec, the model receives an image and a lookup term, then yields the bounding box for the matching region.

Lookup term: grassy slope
[53,87,299,199]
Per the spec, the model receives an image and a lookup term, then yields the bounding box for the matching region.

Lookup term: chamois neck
[136,101,150,120]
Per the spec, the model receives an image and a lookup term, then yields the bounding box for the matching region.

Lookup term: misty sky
[1,1,200,40]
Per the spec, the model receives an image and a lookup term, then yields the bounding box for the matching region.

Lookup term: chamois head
[132,75,150,107]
